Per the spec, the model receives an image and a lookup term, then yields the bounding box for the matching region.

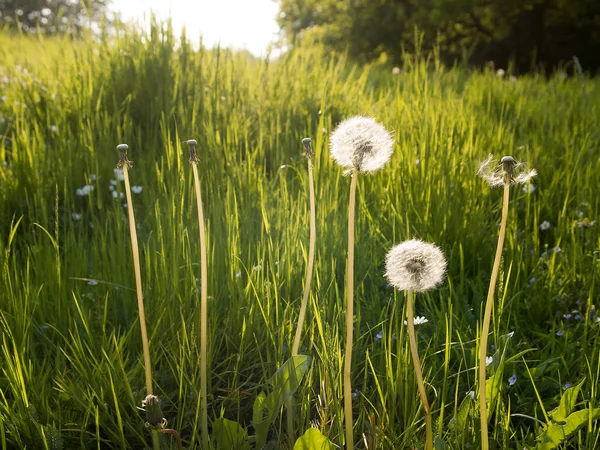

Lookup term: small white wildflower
[89,174,97,181]
[235,271,242,278]
[71,213,82,220]
[110,179,117,186]
[404,316,429,326]
[253,264,262,272]
[375,330,383,341]
[522,183,535,194]
[123,203,128,209]
[540,221,551,231]
[415,158,420,166]
[109,185,115,191]
[496,69,505,77]
[486,356,493,366]
[329,116,394,174]
[112,191,124,199]
[466,391,475,400]
[131,186,143,194]
[478,155,537,187]
[553,247,561,253]
[392,67,401,75]
[113,168,125,181]
[385,239,446,293]
[508,374,517,386]
[76,185,94,196]
[50,125,57,133]
[87,279,98,286]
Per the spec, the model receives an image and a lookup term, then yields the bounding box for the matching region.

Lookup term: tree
[0,0,110,34]
[277,0,600,71]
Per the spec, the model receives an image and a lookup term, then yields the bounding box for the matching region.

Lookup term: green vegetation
[1,23,599,449]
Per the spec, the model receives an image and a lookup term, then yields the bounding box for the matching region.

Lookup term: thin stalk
[479,184,510,450]
[287,142,317,446]
[406,290,432,450]
[121,160,160,450]
[343,168,358,450]
[191,157,209,450]
[161,429,183,450]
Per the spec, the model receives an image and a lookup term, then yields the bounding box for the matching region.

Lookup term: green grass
[1,22,599,449]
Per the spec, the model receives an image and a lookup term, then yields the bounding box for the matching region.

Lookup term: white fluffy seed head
[329,116,394,174]
[385,239,447,293]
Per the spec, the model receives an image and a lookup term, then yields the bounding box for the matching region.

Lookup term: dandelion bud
[116,144,128,151]
[329,116,394,174]
[302,137,313,158]
[116,144,132,169]
[186,139,197,146]
[186,139,199,163]
[385,239,447,293]
[141,395,165,429]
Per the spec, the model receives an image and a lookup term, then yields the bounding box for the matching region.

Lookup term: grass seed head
[478,154,537,187]
[329,116,394,174]
[385,239,447,293]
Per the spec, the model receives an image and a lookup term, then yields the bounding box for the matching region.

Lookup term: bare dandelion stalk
[343,167,358,450]
[406,290,433,450]
[287,137,317,446]
[116,144,160,450]
[186,139,210,450]
[477,155,536,450]
[330,116,394,450]
[385,240,446,450]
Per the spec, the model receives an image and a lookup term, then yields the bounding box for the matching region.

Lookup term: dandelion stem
[479,184,510,450]
[122,162,160,450]
[287,140,317,446]
[343,168,358,450]
[191,156,209,450]
[406,289,433,450]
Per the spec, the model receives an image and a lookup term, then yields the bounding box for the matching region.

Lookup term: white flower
[329,116,394,174]
[508,374,517,386]
[235,271,242,278]
[375,330,383,341]
[113,168,125,181]
[466,391,475,400]
[50,125,57,133]
[109,179,117,186]
[131,186,143,194]
[87,279,98,286]
[385,239,447,293]
[478,155,537,187]
[71,213,82,220]
[540,221,551,231]
[522,183,535,194]
[404,316,429,326]
[112,191,124,199]
[486,356,493,366]
[253,264,262,271]
[76,185,94,196]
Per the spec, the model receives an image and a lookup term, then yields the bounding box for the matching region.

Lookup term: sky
[113,0,281,56]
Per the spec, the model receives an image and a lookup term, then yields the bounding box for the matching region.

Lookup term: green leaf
[537,408,600,450]
[548,378,585,422]
[293,428,335,450]
[212,418,250,450]
[434,436,449,449]
[252,355,312,449]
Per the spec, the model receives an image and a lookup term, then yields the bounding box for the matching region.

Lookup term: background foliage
[277,0,600,71]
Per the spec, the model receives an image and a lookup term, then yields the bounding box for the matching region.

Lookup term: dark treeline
[277,0,600,73]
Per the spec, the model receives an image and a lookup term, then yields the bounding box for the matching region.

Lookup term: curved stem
[287,156,317,446]
[123,165,160,450]
[192,163,209,450]
[343,169,358,450]
[479,184,510,450]
[406,290,432,450]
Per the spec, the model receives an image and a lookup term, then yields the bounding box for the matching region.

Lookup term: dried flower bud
[141,395,165,429]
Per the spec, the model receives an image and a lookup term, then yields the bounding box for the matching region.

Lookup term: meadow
[0,22,599,449]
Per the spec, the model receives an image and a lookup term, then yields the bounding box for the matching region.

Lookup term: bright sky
[113,0,281,56]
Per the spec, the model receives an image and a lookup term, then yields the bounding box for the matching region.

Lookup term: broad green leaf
[212,418,250,450]
[293,428,335,450]
[434,436,449,449]
[252,355,312,449]
[529,357,560,378]
[537,408,600,450]
[548,378,585,422]
[485,363,503,414]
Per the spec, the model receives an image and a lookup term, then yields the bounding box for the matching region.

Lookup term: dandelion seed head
[385,239,446,293]
[329,116,394,174]
[478,154,537,187]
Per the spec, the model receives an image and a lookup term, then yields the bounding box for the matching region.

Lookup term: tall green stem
[192,162,209,450]
[343,169,358,450]
[479,184,510,450]
[122,164,160,450]
[406,290,432,450]
[287,154,316,446]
